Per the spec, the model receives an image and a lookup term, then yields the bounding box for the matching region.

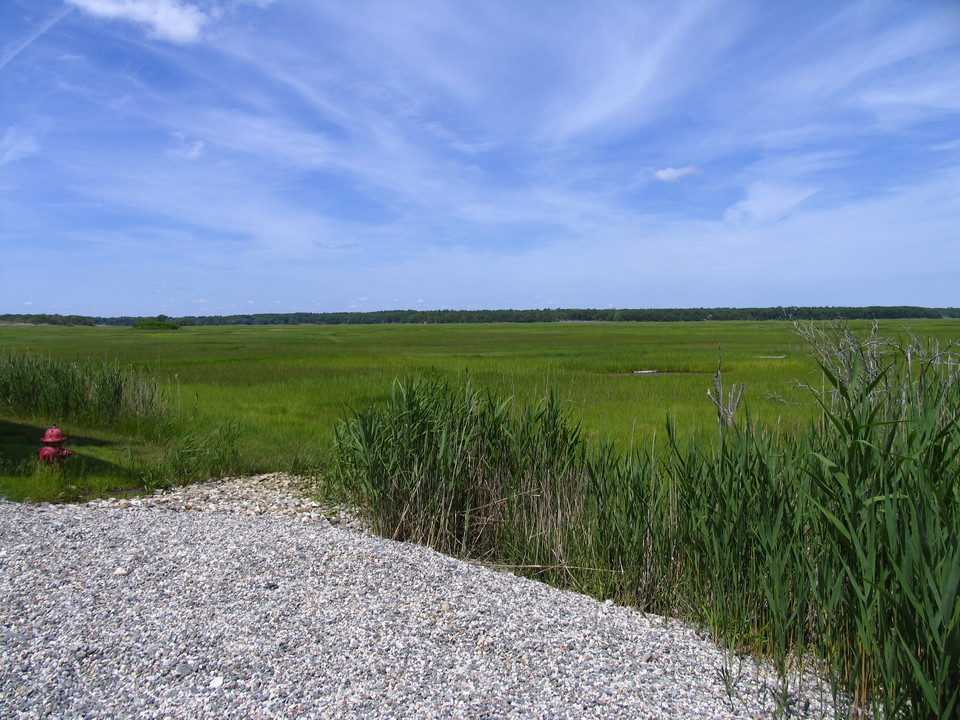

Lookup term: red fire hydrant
[37,425,72,464]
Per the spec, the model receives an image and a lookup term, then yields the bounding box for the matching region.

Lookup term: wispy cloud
[1,0,957,315]
[167,132,204,160]
[537,1,745,143]
[856,58,960,121]
[768,9,956,104]
[723,182,818,227]
[66,0,209,44]
[0,126,40,165]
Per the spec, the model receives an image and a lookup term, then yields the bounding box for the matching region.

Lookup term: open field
[2,319,959,499]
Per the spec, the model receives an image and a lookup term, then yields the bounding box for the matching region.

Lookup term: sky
[1,0,959,317]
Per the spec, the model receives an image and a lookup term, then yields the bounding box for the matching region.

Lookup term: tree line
[2,306,957,327]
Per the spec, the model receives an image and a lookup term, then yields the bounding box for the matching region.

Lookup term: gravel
[1,475,838,719]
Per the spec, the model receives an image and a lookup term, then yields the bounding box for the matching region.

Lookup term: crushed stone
[0,476,838,719]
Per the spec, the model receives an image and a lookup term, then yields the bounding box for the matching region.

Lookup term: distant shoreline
[2,305,958,327]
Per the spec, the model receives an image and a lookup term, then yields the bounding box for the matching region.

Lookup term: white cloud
[723,181,818,227]
[653,165,701,182]
[0,126,40,165]
[66,0,209,44]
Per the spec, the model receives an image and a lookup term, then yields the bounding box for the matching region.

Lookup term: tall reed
[334,325,959,719]
[796,324,959,719]
[0,353,168,426]
[333,375,586,568]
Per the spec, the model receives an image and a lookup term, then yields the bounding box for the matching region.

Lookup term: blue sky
[2,0,958,316]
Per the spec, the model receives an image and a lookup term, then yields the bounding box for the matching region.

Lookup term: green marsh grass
[0,319,853,464]
[331,373,642,598]
[2,319,956,500]
[333,324,960,719]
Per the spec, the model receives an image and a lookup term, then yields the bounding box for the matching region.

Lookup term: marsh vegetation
[1,319,958,717]
[333,323,959,719]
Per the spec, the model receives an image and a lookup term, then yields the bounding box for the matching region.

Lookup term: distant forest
[2,306,958,327]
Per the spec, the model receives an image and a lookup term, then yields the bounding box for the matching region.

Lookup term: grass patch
[0,419,148,502]
[0,353,168,426]
[0,416,249,503]
[0,354,246,501]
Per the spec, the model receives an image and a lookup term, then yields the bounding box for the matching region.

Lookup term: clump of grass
[0,420,248,503]
[137,421,244,492]
[795,322,959,719]
[333,375,585,567]
[334,324,959,720]
[0,454,141,504]
[0,353,168,426]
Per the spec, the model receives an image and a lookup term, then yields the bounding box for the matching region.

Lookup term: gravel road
[0,476,837,719]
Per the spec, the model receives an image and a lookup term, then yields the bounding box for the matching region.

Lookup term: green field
[2,319,959,499]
